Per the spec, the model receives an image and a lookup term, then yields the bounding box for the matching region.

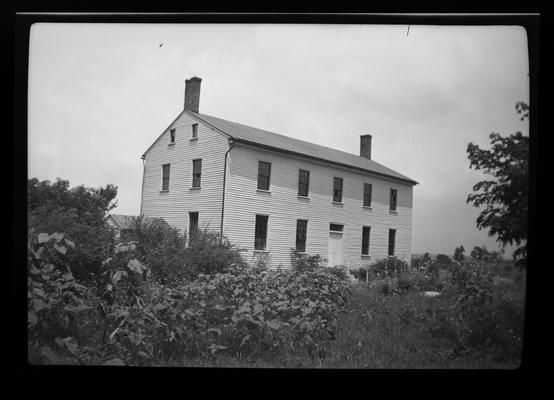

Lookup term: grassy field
[321,284,521,369]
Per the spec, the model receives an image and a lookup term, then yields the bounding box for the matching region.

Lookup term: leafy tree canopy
[453,246,465,263]
[28,177,118,280]
[466,102,529,267]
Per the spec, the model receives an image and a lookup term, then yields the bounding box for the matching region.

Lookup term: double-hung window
[296,220,308,252]
[257,161,271,191]
[192,159,202,188]
[388,229,396,256]
[362,226,371,255]
[298,170,310,197]
[254,215,269,251]
[333,177,343,202]
[364,183,372,207]
[161,164,170,191]
[189,212,199,239]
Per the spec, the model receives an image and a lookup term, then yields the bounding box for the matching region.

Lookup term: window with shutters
[189,212,199,240]
[388,229,396,256]
[161,164,170,191]
[390,189,398,211]
[169,128,175,144]
[254,215,269,250]
[362,226,371,255]
[363,183,372,207]
[192,159,202,188]
[298,170,310,197]
[257,161,271,191]
[333,177,343,202]
[296,219,308,252]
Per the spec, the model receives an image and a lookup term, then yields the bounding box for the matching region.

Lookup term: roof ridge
[198,112,367,159]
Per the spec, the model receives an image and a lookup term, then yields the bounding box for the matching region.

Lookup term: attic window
[333,177,343,202]
[364,183,372,207]
[390,189,398,211]
[192,124,198,139]
[169,129,176,144]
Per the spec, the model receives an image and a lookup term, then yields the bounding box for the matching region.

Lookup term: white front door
[328,232,344,267]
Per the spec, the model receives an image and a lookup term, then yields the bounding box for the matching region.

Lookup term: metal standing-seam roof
[189,111,418,185]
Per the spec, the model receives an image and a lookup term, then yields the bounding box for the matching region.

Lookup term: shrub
[250,251,273,272]
[350,267,368,281]
[184,226,247,276]
[128,216,190,282]
[28,230,96,365]
[326,265,349,281]
[290,248,326,272]
[128,222,247,282]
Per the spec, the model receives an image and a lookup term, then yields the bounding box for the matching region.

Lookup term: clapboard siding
[223,143,413,269]
[141,112,229,233]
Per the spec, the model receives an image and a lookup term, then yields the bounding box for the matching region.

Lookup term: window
[161,164,170,191]
[364,183,372,207]
[329,223,343,232]
[333,177,343,202]
[388,229,396,256]
[254,215,269,250]
[390,189,398,211]
[362,226,371,255]
[192,159,202,188]
[298,169,310,197]
[189,212,199,239]
[169,128,176,144]
[257,161,271,191]
[192,123,198,139]
[296,220,308,252]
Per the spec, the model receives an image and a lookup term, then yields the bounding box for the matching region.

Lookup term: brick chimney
[184,77,202,113]
[360,134,372,160]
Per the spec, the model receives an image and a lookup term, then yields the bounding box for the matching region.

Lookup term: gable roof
[141,109,418,185]
[190,111,418,185]
[107,214,168,230]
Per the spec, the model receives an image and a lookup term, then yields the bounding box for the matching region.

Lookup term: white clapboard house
[140,77,418,269]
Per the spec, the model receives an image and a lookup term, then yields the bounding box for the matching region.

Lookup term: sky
[27,23,529,256]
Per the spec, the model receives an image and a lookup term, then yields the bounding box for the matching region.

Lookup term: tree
[470,245,489,261]
[466,101,529,268]
[435,254,453,269]
[28,177,118,281]
[422,252,432,264]
[453,246,465,263]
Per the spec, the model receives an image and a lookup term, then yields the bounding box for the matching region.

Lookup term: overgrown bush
[128,221,247,282]
[28,230,96,364]
[350,267,368,281]
[326,265,350,281]
[290,248,326,272]
[28,229,352,366]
